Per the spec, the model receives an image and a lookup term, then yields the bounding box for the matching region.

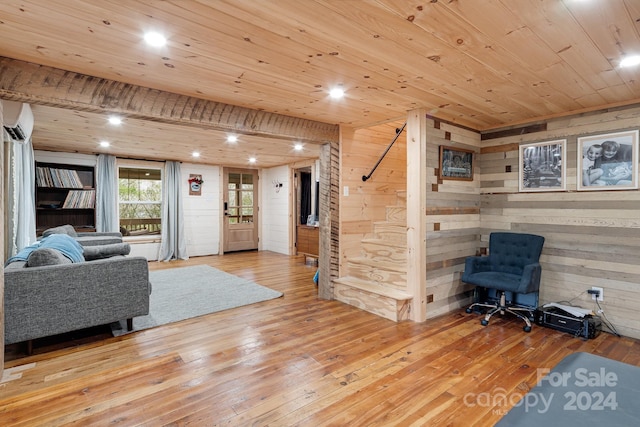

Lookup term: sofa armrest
[4,256,150,345]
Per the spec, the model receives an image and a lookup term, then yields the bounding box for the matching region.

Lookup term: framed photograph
[577,130,638,191]
[438,146,474,181]
[519,140,566,192]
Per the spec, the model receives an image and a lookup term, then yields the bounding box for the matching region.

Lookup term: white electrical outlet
[591,286,604,302]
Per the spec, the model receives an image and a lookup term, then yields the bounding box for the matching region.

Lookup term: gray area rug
[496,352,640,426]
[112,264,283,336]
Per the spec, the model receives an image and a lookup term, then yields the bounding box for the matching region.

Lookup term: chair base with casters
[466,290,535,332]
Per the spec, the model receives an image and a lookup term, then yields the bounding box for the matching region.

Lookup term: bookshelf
[35,162,96,235]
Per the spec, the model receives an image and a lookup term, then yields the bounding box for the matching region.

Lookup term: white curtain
[158,161,188,261]
[95,154,119,232]
[6,136,36,257]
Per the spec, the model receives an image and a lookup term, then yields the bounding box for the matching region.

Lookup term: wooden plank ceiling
[1,0,639,166]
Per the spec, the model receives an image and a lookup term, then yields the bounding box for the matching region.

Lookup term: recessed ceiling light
[192,151,200,157]
[108,116,122,125]
[99,140,110,147]
[248,157,257,164]
[144,31,167,47]
[227,135,238,143]
[294,143,303,151]
[620,55,640,68]
[329,87,345,99]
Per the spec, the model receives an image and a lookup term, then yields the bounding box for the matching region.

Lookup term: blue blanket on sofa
[5,234,85,265]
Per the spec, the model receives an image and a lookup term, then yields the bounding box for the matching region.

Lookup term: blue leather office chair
[463,232,545,332]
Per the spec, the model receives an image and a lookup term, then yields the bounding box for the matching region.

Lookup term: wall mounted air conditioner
[3,100,34,143]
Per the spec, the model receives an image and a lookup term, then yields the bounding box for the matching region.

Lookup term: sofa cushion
[83,243,132,260]
[27,248,73,267]
[42,224,78,238]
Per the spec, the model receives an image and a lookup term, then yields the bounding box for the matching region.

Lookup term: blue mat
[497,352,640,426]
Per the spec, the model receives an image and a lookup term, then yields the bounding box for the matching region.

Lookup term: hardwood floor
[2,251,639,426]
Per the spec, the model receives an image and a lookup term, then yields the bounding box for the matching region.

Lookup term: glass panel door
[224,169,258,252]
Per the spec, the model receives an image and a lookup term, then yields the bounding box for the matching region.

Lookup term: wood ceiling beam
[0,57,339,144]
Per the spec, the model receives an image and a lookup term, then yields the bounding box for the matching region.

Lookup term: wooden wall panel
[318,140,340,300]
[1,102,5,373]
[339,120,407,273]
[478,105,640,339]
[425,120,482,319]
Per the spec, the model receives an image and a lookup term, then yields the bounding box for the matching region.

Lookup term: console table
[297,225,319,258]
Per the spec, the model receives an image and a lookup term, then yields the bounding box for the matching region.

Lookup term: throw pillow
[42,224,78,238]
[83,243,132,260]
[27,248,73,267]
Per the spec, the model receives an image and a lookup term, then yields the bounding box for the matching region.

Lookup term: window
[227,172,254,224]
[118,167,162,236]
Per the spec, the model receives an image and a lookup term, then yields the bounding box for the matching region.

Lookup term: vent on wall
[2,100,34,143]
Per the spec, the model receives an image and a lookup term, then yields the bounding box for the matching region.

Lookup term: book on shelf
[62,189,96,209]
[36,166,84,188]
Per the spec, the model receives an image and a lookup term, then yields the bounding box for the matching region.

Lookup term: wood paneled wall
[478,105,640,339]
[182,163,222,257]
[1,102,5,374]
[425,120,482,318]
[260,165,290,255]
[339,121,407,273]
[318,141,340,300]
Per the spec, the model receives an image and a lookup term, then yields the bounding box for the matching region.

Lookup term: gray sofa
[4,253,151,348]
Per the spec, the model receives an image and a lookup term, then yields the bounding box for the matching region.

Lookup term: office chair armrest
[462,255,491,282]
[517,262,542,293]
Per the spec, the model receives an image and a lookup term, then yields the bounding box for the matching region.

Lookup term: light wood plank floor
[1,251,639,426]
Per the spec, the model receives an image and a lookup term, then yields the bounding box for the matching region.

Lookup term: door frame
[290,159,319,256]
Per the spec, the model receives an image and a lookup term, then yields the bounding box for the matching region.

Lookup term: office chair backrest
[488,232,545,275]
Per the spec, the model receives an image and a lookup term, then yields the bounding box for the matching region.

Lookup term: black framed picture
[519,140,566,192]
[438,146,474,181]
